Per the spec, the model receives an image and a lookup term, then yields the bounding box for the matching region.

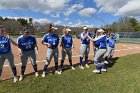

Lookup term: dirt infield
[1,39,140,80]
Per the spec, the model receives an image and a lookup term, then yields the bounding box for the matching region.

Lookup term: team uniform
[79,32,92,69]
[17,35,39,80]
[42,33,60,77]
[93,34,100,57]
[105,35,116,63]
[0,36,17,82]
[60,34,75,71]
[93,34,107,73]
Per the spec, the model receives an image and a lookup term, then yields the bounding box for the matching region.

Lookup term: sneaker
[55,70,61,75]
[19,75,24,81]
[104,61,109,64]
[85,64,89,68]
[14,76,18,83]
[42,71,46,78]
[79,65,84,69]
[92,69,100,73]
[101,69,107,72]
[71,66,75,70]
[35,72,39,77]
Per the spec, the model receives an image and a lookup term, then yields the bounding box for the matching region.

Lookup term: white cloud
[0,0,70,15]
[33,18,51,25]
[94,0,127,13]
[78,8,97,17]
[50,14,60,18]
[115,0,140,16]
[54,20,62,25]
[64,18,69,21]
[94,0,140,16]
[64,4,84,16]
[68,22,72,25]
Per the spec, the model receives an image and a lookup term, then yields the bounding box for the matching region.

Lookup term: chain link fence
[116,32,140,43]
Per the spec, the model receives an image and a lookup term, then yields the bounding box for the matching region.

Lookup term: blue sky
[0,0,140,27]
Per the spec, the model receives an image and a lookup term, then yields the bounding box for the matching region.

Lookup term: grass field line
[3,46,140,67]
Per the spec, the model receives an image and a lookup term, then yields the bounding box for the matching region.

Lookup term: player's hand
[35,47,39,54]
[35,50,39,54]
[47,44,51,48]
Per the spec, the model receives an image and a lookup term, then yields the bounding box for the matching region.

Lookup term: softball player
[59,27,75,73]
[42,24,60,77]
[79,26,91,69]
[93,29,100,57]
[104,33,116,64]
[17,28,39,81]
[0,25,18,82]
[87,29,107,73]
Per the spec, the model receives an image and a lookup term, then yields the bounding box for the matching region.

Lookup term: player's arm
[60,36,64,47]
[34,37,39,54]
[81,33,88,40]
[42,35,51,47]
[6,34,18,46]
[11,39,18,46]
[87,34,95,42]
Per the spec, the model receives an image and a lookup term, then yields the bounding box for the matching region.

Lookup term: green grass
[1,54,140,93]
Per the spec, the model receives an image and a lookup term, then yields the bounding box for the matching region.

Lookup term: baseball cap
[97,29,105,32]
[66,28,72,32]
[110,33,115,36]
[51,27,58,30]
[83,26,88,30]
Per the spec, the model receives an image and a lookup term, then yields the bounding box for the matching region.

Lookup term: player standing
[104,33,116,64]
[59,27,75,74]
[17,28,39,81]
[0,25,18,82]
[42,24,60,77]
[87,29,107,73]
[79,26,91,69]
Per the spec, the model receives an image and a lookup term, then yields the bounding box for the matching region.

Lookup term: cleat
[104,61,109,64]
[71,66,75,70]
[42,72,46,78]
[92,69,100,73]
[35,72,39,77]
[55,70,61,75]
[85,64,89,68]
[19,75,24,81]
[101,69,107,72]
[14,76,18,83]
[79,65,84,69]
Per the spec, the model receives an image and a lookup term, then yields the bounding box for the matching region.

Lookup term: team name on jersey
[0,41,8,44]
[21,42,34,46]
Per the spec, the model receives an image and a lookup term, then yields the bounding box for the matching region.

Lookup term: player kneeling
[59,27,75,74]
[17,28,39,81]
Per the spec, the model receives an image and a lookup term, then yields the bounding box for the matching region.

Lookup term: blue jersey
[94,41,100,48]
[80,32,91,45]
[42,33,59,48]
[0,36,11,54]
[61,34,73,48]
[107,37,116,48]
[17,35,37,51]
[95,35,107,49]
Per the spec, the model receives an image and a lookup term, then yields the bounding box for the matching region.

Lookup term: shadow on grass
[2,58,118,81]
[106,57,119,68]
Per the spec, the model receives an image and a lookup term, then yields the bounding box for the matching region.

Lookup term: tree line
[0,16,140,36]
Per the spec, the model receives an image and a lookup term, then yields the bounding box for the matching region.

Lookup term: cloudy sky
[0,0,140,27]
